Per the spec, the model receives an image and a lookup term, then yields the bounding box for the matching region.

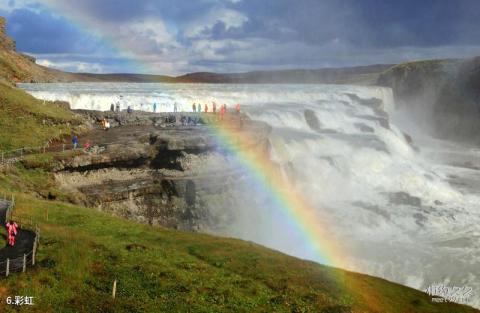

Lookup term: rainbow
[204,118,345,267]
[38,0,149,73]
[203,120,388,309]
[36,0,347,267]
[22,4,393,309]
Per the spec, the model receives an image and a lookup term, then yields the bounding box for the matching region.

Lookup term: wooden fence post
[32,242,36,266]
[112,279,117,299]
[6,259,9,277]
[23,254,26,272]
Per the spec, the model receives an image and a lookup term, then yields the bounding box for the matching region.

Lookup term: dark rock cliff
[45,112,271,231]
[378,57,480,143]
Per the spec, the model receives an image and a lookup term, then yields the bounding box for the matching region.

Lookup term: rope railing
[0,140,128,165]
[0,112,250,166]
[0,196,40,278]
[1,193,15,221]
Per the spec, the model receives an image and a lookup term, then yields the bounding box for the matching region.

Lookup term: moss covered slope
[0,191,474,313]
[0,82,84,151]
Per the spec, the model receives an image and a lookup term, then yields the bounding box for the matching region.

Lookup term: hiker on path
[197,103,202,113]
[83,141,91,152]
[101,119,110,130]
[213,102,217,113]
[174,102,178,113]
[153,102,157,113]
[5,220,18,246]
[192,103,196,112]
[204,104,208,113]
[72,135,78,149]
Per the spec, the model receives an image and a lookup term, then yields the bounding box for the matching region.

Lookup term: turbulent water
[20,82,480,307]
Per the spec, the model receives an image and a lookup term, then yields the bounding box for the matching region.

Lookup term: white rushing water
[20,82,480,307]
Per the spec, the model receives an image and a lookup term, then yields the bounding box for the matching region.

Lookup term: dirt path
[0,200,36,275]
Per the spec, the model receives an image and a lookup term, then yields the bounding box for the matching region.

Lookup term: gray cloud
[4,0,480,74]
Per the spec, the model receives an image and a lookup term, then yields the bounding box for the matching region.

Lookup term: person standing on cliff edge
[192,103,196,112]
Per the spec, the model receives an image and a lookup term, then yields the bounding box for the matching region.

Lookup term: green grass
[0,82,83,151]
[0,194,475,313]
[0,72,477,312]
[0,229,5,247]
[0,51,25,83]
[0,165,477,312]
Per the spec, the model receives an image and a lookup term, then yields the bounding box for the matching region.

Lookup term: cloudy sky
[1,0,480,75]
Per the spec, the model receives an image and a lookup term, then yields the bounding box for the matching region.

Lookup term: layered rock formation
[51,112,270,231]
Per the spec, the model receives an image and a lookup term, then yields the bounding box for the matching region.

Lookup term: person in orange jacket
[204,103,208,113]
[5,220,18,246]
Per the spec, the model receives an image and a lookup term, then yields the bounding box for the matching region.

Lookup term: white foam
[19,82,480,308]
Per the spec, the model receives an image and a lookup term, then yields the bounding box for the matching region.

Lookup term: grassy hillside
[0,194,477,312]
[0,82,84,151]
[0,160,476,312]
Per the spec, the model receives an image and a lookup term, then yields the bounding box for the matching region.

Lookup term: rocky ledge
[51,111,271,231]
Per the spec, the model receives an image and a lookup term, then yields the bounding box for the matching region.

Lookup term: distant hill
[174,65,394,85]
[2,16,394,85]
[62,64,393,85]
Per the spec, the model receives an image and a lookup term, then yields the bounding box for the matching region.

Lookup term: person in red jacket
[5,220,18,246]
[83,141,91,151]
[219,105,225,121]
